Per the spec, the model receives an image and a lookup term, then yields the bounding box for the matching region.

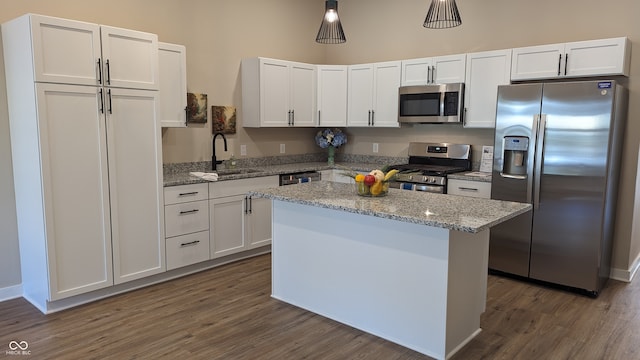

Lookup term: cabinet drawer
[165,200,209,237]
[447,179,491,199]
[164,183,208,205]
[166,231,210,270]
[209,176,279,198]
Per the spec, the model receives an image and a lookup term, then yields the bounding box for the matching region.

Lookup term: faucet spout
[212,132,228,171]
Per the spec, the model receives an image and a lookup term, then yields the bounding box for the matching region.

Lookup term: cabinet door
[401,58,432,86]
[433,54,466,84]
[372,61,401,127]
[511,44,564,81]
[464,49,512,128]
[29,14,102,86]
[347,64,374,126]
[159,42,187,127]
[317,65,348,127]
[565,37,630,77]
[260,58,290,127]
[246,196,273,249]
[35,83,113,300]
[107,89,165,284]
[290,62,317,127]
[210,195,246,258]
[100,25,159,90]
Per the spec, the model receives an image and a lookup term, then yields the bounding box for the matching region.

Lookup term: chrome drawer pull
[179,209,199,215]
[180,240,200,247]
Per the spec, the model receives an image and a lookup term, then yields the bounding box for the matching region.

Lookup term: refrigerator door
[489,83,542,276]
[529,81,616,291]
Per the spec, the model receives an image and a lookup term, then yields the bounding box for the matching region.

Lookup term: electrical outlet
[240,144,247,156]
[373,143,379,153]
[280,143,286,154]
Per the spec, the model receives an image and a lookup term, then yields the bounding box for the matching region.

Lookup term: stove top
[388,142,472,188]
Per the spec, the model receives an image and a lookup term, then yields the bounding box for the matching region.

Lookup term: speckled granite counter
[249,181,529,233]
[163,162,381,187]
[448,171,493,183]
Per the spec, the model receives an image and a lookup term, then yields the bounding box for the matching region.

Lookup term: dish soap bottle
[229,154,237,169]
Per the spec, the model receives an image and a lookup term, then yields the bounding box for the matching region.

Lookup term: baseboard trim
[0,284,22,302]
[610,254,640,282]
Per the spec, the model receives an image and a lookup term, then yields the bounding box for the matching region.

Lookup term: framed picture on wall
[187,93,207,123]
[212,105,237,134]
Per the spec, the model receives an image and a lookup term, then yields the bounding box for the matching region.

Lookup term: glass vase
[327,145,335,166]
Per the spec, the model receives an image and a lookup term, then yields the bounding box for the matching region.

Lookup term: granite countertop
[249,181,531,233]
[163,162,381,187]
[448,171,493,182]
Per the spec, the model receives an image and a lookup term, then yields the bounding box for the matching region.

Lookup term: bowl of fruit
[353,168,399,197]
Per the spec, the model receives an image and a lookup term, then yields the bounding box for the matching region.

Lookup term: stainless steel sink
[215,168,261,176]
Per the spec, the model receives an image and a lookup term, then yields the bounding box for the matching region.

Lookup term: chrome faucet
[212,132,228,170]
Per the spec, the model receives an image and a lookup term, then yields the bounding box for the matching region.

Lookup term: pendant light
[316,0,346,44]
[423,0,462,29]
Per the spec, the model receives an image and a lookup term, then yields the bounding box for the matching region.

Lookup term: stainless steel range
[388,142,471,194]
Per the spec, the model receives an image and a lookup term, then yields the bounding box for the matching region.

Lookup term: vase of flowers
[315,128,347,166]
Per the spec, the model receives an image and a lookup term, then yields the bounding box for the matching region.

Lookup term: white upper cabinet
[401,54,466,86]
[317,65,348,127]
[511,37,630,81]
[100,25,159,90]
[242,57,316,127]
[28,15,102,86]
[158,42,187,127]
[26,14,158,89]
[464,49,512,128]
[348,61,401,127]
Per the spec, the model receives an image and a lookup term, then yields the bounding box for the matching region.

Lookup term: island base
[271,201,489,360]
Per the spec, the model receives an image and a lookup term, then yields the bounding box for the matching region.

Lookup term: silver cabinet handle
[180,240,200,247]
[179,209,199,215]
[533,114,546,210]
[431,65,436,83]
[427,66,431,84]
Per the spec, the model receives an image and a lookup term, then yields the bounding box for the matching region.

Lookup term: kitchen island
[249,181,531,360]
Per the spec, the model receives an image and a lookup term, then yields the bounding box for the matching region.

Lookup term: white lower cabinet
[166,231,210,271]
[209,176,279,258]
[163,183,210,270]
[447,179,491,199]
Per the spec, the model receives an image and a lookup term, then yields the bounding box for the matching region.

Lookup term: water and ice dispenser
[501,136,529,177]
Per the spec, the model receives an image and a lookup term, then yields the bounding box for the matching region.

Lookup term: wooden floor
[1,254,639,360]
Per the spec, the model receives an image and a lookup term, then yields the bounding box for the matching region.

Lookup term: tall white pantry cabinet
[2,14,164,312]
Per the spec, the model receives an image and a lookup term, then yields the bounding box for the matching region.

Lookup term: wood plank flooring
[1,253,639,359]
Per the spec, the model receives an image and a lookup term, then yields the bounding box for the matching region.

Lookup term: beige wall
[0,0,638,291]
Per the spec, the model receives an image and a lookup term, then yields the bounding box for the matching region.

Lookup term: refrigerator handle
[533,114,547,209]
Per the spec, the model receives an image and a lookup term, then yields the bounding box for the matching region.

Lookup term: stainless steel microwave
[398,83,465,124]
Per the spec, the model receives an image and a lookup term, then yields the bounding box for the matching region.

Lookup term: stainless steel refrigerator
[490,80,628,295]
